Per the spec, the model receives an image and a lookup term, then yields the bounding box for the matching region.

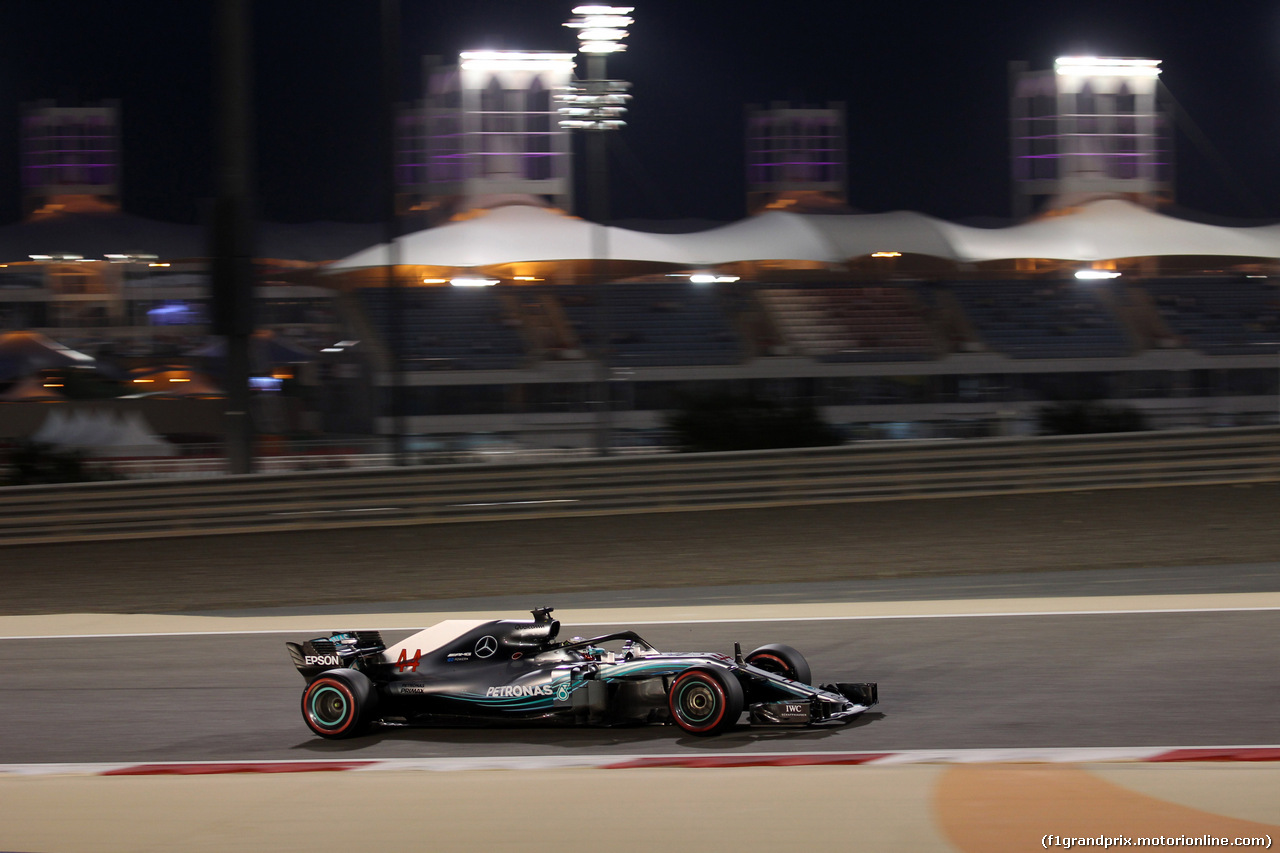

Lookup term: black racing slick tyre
[667,668,744,736]
[744,643,812,685]
[301,669,376,739]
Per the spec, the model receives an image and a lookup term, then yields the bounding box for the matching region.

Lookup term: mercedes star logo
[474,635,498,658]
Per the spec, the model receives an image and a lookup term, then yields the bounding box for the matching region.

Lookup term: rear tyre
[745,643,811,684]
[301,669,376,739]
[668,668,744,736]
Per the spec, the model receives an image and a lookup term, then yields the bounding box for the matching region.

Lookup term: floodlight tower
[1011,57,1171,218]
[560,4,633,456]
[560,5,633,217]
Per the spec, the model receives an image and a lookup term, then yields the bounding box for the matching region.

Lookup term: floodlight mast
[561,5,633,456]
[560,6,634,131]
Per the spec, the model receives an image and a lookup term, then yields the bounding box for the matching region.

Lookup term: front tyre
[745,643,811,685]
[668,668,744,736]
[301,669,375,739]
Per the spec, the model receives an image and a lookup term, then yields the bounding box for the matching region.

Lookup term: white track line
[608,606,1280,626]
[2,601,1280,635]
[3,592,1279,640]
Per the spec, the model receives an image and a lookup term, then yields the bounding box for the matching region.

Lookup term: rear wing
[286,631,386,679]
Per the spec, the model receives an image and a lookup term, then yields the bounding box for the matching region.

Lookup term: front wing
[748,681,878,726]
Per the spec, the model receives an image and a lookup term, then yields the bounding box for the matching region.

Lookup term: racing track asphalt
[2,594,1278,764]
[1,482,1278,616]
[1,482,1277,766]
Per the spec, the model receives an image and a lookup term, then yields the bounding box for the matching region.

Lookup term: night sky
[2,0,1280,228]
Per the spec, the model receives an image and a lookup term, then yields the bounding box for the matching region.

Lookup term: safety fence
[0,426,1276,546]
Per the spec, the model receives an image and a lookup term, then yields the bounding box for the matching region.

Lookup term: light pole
[561,4,633,456]
[212,0,255,475]
[381,0,407,465]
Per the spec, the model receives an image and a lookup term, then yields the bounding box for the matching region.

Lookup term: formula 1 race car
[287,607,878,739]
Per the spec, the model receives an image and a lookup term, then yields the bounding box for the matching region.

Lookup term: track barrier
[0,426,1276,546]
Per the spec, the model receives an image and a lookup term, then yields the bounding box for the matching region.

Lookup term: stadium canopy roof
[940,201,1280,262]
[327,199,1280,271]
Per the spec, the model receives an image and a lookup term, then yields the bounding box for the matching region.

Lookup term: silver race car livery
[287,607,878,739]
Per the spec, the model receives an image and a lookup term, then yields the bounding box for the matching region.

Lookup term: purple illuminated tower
[1011,58,1172,218]
[746,102,847,214]
[21,100,120,217]
[398,51,576,222]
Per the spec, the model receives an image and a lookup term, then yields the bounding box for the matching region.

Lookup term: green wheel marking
[676,680,716,723]
[309,685,349,727]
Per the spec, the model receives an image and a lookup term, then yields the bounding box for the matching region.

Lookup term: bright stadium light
[559,6,633,130]
[1055,56,1161,77]
[565,5,633,55]
[578,28,629,42]
[578,40,626,54]
[459,51,576,72]
[1075,269,1122,280]
[558,79,631,130]
[450,277,499,287]
[570,6,632,20]
[105,252,158,263]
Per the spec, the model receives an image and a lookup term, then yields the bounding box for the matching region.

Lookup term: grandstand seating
[354,278,1274,369]
[548,282,743,366]
[1142,277,1280,355]
[949,281,1131,359]
[357,287,527,369]
[758,284,937,362]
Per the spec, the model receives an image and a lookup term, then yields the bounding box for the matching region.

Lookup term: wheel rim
[678,683,716,722]
[307,681,352,730]
[673,674,724,730]
[748,653,794,679]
